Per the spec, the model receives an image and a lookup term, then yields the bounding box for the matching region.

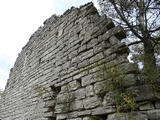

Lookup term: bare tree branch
[127,41,143,46]
[109,0,144,41]
[149,26,160,32]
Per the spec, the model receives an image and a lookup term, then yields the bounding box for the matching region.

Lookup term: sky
[0,0,99,90]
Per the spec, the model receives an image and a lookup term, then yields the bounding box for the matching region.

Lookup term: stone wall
[0,2,160,120]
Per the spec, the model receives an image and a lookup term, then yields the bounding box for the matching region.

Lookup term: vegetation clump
[96,63,137,113]
[107,66,137,113]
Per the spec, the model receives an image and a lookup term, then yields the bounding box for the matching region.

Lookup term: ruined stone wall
[0,2,160,120]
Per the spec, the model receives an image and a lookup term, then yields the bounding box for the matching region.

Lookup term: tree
[98,0,160,81]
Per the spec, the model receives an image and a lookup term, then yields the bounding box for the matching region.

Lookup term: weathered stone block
[68,118,82,120]
[78,59,90,68]
[55,104,70,113]
[107,113,148,120]
[83,116,102,120]
[70,100,84,111]
[68,80,81,91]
[43,111,54,118]
[87,38,98,49]
[103,91,115,106]
[93,42,104,54]
[83,96,102,109]
[73,73,82,80]
[56,114,68,120]
[75,88,86,100]
[91,106,116,115]
[83,116,106,120]
[127,85,155,102]
[86,85,94,97]
[79,44,87,53]
[89,52,104,64]
[94,81,108,94]
[60,85,68,93]
[44,100,56,108]
[82,73,103,87]
[120,63,138,74]
[56,93,70,103]
[123,74,137,87]
[81,49,94,61]
[155,102,160,109]
[91,19,115,39]
[103,48,114,57]
[145,109,160,120]
[109,36,120,45]
[81,74,93,86]
[139,102,154,110]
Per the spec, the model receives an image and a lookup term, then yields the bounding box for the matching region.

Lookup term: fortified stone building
[0,2,160,120]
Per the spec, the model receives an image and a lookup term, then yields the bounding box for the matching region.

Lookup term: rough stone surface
[139,102,154,110]
[146,109,160,120]
[107,113,148,120]
[0,2,160,120]
[155,102,160,109]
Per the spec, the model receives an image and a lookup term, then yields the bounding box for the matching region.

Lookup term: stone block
[73,73,82,80]
[83,96,102,109]
[104,42,129,57]
[87,38,98,49]
[68,118,82,120]
[82,32,92,45]
[102,92,115,106]
[56,114,68,120]
[56,93,70,104]
[104,53,117,63]
[145,109,160,120]
[83,116,102,120]
[70,100,84,111]
[91,19,114,39]
[93,42,104,54]
[123,74,137,87]
[82,73,103,87]
[155,102,160,109]
[60,85,68,93]
[69,50,78,59]
[89,52,104,64]
[75,88,86,100]
[55,104,70,113]
[81,49,94,61]
[81,74,93,86]
[83,116,106,120]
[94,81,108,95]
[83,117,93,120]
[107,112,148,120]
[120,63,138,74]
[43,111,54,118]
[79,44,87,53]
[109,36,120,45]
[91,106,115,115]
[86,85,94,97]
[127,85,155,102]
[105,26,126,40]
[68,80,81,91]
[103,48,114,57]
[78,59,90,68]
[139,102,154,110]
[44,100,56,108]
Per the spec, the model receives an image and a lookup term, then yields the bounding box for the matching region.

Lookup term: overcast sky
[0,0,99,90]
